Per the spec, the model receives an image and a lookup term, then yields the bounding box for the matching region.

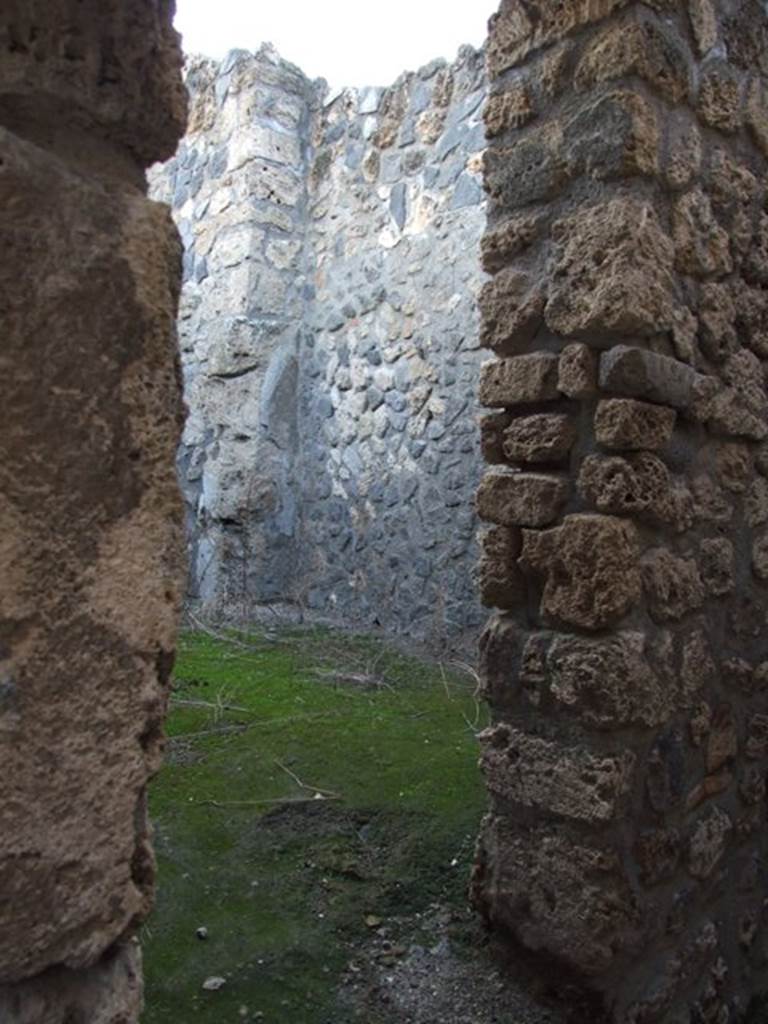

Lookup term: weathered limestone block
[546,198,676,338]
[688,807,733,879]
[547,632,671,728]
[578,453,674,523]
[563,90,660,180]
[479,268,545,354]
[0,942,143,1024]
[476,527,525,609]
[595,398,676,451]
[673,189,733,278]
[484,125,568,210]
[476,468,568,527]
[520,514,641,629]
[699,538,736,596]
[479,353,560,407]
[484,84,535,137]
[480,724,635,822]
[503,413,576,463]
[0,0,185,1017]
[481,211,545,272]
[697,61,744,133]
[599,346,696,410]
[641,549,706,622]
[575,14,691,104]
[558,342,598,398]
[487,0,630,78]
[472,818,641,976]
[480,412,511,465]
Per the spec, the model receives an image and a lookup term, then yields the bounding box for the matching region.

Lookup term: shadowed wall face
[473,1,768,1021]
[0,2,186,1020]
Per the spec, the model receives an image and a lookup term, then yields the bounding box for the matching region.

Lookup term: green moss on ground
[142,626,488,1024]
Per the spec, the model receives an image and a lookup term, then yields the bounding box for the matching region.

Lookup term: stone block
[546,198,676,338]
[472,818,640,976]
[595,398,676,452]
[476,469,568,528]
[486,0,629,79]
[641,548,705,622]
[481,212,545,273]
[688,808,732,879]
[699,538,735,596]
[479,269,546,355]
[599,346,696,410]
[478,353,560,407]
[503,413,576,464]
[475,527,525,609]
[578,453,672,523]
[479,412,511,465]
[563,90,660,180]
[635,828,682,885]
[477,614,524,709]
[688,0,719,55]
[520,514,641,629]
[479,724,635,823]
[484,85,535,137]
[547,631,671,728]
[484,126,568,211]
[697,61,744,133]
[575,15,690,103]
[673,189,732,278]
[708,390,768,441]
[558,342,597,398]
[706,705,738,773]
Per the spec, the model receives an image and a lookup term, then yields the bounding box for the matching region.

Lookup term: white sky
[173,1,493,89]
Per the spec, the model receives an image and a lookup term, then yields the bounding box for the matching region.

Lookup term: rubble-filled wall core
[0,2,186,1021]
[471,1,768,1021]
[150,45,489,647]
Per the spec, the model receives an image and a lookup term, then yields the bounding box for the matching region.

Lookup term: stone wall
[151,44,488,647]
[0,2,186,1020]
[471,1,768,1021]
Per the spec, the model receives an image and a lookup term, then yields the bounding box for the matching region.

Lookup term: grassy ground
[142,625,489,1023]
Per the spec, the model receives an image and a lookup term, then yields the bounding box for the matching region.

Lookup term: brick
[476,468,568,528]
[595,398,676,451]
[503,413,576,463]
[699,538,736,596]
[578,453,671,522]
[479,353,559,407]
[599,346,696,410]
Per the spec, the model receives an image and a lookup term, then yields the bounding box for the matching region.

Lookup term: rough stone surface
[520,514,641,630]
[476,469,568,528]
[474,2,768,1021]
[594,398,676,451]
[0,1,186,1019]
[150,45,488,649]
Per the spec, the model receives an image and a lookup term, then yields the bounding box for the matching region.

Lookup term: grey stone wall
[151,44,488,648]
